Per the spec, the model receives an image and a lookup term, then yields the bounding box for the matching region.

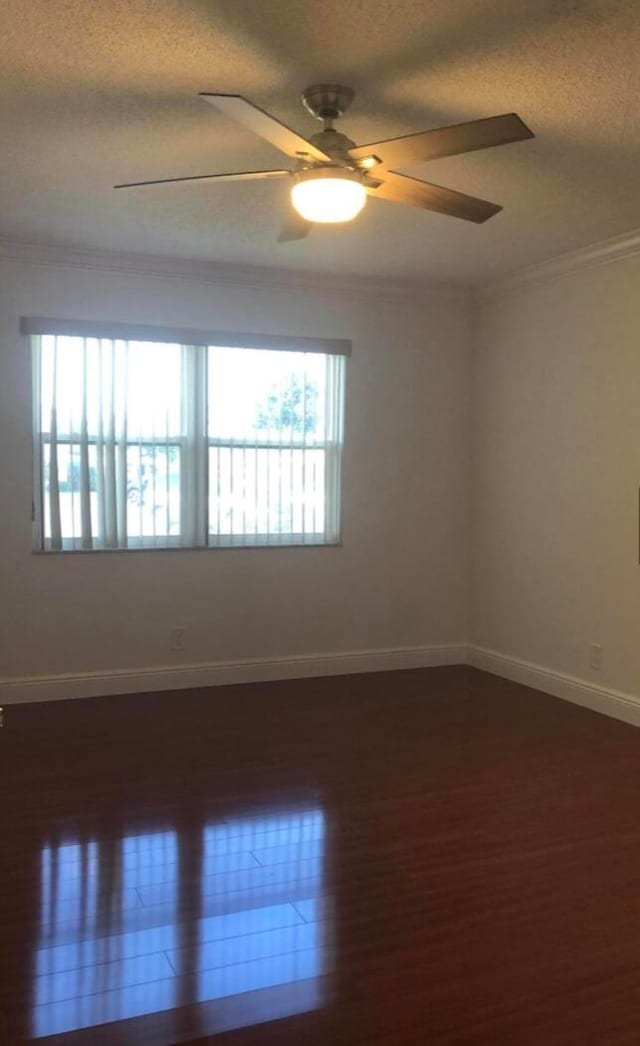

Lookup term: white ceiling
[3,0,639,285]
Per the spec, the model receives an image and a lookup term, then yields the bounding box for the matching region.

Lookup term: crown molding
[0,237,467,306]
[476,226,640,303]
[4,226,639,308]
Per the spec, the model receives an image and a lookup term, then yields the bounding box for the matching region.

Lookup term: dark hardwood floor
[3,665,640,1044]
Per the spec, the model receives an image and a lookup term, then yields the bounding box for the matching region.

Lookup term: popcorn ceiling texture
[2,0,638,284]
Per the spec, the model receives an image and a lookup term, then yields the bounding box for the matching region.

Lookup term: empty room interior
[2,1,640,1043]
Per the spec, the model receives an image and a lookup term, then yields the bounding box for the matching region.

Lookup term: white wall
[472,254,640,698]
[0,253,471,695]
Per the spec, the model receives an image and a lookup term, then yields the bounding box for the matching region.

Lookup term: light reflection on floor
[31,808,329,1038]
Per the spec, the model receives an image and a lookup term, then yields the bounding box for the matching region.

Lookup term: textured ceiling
[2,0,639,285]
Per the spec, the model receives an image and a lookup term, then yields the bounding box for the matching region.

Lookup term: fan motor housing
[307,127,357,166]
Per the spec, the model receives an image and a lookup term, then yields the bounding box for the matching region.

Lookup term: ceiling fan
[114,84,534,242]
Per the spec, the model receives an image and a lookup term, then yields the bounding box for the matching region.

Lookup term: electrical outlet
[170,627,186,652]
[590,644,603,671]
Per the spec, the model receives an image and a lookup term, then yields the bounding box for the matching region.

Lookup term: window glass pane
[126,445,181,540]
[208,447,325,540]
[42,443,181,544]
[39,336,182,438]
[39,336,85,436]
[208,348,327,443]
[42,443,98,542]
[125,341,182,438]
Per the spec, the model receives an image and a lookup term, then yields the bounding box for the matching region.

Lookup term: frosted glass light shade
[291,170,366,224]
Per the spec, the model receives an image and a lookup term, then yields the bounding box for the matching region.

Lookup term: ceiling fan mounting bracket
[301,84,354,124]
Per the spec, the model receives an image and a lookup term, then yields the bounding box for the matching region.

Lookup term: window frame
[28,320,349,554]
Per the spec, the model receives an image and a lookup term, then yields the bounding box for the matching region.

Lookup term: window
[28,319,348,551]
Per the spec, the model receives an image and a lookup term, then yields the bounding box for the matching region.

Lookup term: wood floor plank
[28,903,307,977]
[4,665,640,1043]
[32,951,175,1006]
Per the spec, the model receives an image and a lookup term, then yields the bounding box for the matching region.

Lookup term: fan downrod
[301,84,354,126]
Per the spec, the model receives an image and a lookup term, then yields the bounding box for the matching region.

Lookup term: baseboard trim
[0,643,468,704]
[469,646,640,728]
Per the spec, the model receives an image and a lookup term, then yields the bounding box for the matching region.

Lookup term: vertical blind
[30,324,347,551]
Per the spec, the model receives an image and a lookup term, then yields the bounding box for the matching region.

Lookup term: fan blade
[350,113,533,169]
[200,93,331,162]
[277,211,312,242]
[369,172,501,223]
[114,169,290,190]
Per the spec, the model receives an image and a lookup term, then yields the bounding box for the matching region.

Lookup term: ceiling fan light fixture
[358,155,382,169]
[291,166,366,224]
